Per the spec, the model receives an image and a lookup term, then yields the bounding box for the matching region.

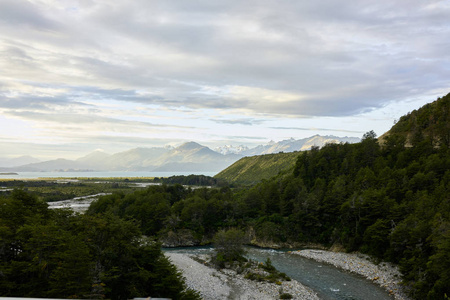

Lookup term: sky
[0,0,449,160]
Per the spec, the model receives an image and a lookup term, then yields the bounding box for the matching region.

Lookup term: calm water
[0,171,217,179]
[164,247,393,300]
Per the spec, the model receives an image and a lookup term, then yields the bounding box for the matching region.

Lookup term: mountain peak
[214,144,249,155]
[77,150,111,162]
[0,155,41,168]
[177,141,204,151]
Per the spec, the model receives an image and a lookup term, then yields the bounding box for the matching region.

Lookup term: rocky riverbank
[292,249,410,300]
[166,252,319,300]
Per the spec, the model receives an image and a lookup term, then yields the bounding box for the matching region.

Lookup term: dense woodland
[0,189,200,299]
[153,174,227,187]
[1,94,449,299]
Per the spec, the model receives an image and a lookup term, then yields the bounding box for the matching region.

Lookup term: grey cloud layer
[5,108,195,131]
[0,0,449,117]
[271,126,363,134]
[210,118,265,126]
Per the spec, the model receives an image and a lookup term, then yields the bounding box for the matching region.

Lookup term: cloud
[0,0,449,159]
[1,1,448,117]
[0,0,57,31]
[5,109,195,131]
[270,126,364,134]
[209,117,265,126]
[224,135,267,140]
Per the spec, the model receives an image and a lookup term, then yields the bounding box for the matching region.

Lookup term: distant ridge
[149,142,239,172]
[0,142,240,173]
[0,134,361,173]
[8,158,92,172]
[0,155,40,168]
[105,147,170,171]
[235,135,360,156]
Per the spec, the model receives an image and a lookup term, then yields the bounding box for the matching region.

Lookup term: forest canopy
[0,189,200,300]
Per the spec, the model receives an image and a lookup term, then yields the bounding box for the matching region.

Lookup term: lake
[0,171,217,179]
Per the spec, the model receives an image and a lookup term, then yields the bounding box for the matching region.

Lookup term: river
[164,247,393,300]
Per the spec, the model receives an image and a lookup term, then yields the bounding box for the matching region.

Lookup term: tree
[426,216,450,299]
[212,228,246,267]
[358,130,380,168]
[362,219,390,258]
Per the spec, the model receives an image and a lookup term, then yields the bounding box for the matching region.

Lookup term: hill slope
[215,152,300,185]
[379,92,450,147]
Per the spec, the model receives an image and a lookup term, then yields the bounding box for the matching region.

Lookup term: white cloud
[0,0,448,158]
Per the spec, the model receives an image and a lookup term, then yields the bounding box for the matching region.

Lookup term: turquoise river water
[164,247,393,300]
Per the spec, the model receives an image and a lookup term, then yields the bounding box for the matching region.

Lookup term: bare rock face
[160,229,200,247]
[246,226,323,249]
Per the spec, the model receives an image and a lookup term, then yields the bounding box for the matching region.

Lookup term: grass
[215,152,300,185]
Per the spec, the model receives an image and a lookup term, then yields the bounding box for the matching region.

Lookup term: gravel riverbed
[47,193,111,213]
[292,249,410,300]
[166,252,319,300]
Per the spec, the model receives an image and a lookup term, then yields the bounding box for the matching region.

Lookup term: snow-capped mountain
[225,135,360,156]
[1,135,360,173]
[214,145,250,155]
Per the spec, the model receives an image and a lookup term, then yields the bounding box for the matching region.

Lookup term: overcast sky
[1,0,449,159]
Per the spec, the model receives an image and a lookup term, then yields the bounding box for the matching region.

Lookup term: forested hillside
[380,93,450,148]
[0,190,200,300]
[88,93,450,299]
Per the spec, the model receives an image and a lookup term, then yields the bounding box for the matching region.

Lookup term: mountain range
[0,135,360,173]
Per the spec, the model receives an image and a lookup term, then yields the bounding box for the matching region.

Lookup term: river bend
[165,247,393,300]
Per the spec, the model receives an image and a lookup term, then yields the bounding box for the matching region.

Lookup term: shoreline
[166,252,319,300]
[292,249,410,300]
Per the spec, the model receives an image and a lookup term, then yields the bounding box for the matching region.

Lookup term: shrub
[280,292,293,299]
[212,228,246,266]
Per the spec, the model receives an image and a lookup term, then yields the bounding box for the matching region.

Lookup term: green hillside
[379,93,450,147]
[215,151,300,185]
